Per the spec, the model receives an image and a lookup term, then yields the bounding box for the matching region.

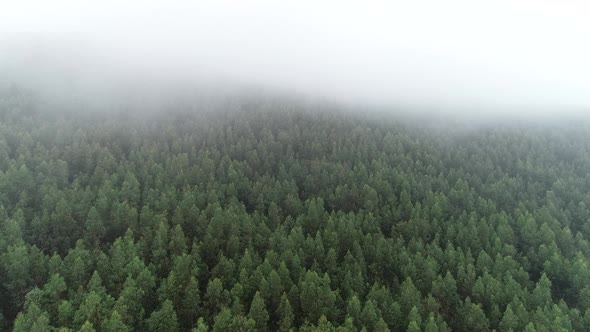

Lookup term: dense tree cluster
[1,88,590,331]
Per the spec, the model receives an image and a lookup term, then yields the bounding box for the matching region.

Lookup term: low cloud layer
[1,0,589,112]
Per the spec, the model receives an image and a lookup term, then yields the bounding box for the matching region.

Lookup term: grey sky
[1,0,589,111]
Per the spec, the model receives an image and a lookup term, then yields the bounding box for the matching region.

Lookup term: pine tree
[85,207,105,247]
[346,295,362,329]
[193,317,209,332]
[102,311,129,332]
[249,291,269,331]
[499,304,519,331]
[461,298,489,331]
[424,313,439,332]
[407,320,421,332]
[13,303,52,332]
[277,292,294,332]
[147,300,180,332]
[78,320,96,332]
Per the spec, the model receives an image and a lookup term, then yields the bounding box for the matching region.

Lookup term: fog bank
[1,1,589,114]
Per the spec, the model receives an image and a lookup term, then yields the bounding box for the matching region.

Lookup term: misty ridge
[3,2,590,332]
[0,42,587,128]
[1,1,589,119]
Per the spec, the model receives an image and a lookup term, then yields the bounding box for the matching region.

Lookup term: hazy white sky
[1,0,589,109]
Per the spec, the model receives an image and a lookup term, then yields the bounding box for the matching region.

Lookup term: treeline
[1,89,590,331]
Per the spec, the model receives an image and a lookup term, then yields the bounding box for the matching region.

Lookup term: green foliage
[299,271,337,324]
[101,311,129,332]
[147,300,180,332]
[278,292,294,331]
[79,321,96,332]
[1,90,590,330]
[248,291,269,331]
[212,307,255,332]
[13,303,52,332]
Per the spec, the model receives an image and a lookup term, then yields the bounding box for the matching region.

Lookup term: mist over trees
[1,1,588,330]
[0,86,590,331]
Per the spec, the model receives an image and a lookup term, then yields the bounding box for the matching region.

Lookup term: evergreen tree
[147,300,180,332]
[277,292,294,332]
[249,291,269,331]
[102,311,129,332]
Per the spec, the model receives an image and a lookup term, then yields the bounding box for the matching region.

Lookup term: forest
[1,87,590,331]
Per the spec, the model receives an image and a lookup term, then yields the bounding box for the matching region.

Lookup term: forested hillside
[1,88,590,331]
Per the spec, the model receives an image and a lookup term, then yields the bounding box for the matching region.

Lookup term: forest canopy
[1,87,590,331]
